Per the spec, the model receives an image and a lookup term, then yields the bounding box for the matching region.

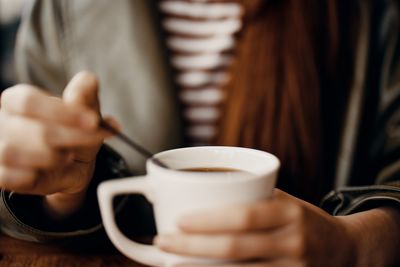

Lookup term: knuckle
[30,129,58,166]
[1,84,36,106]
[16,86,38,114]
[287,233,307,259]
[219,237,239,258]
[0,85,24,105]
[235,208,255,230]
[35,123,51,144]
[0,142,14,164]
[289,204,305,221]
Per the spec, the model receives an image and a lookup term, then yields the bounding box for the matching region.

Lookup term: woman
[0,0,399,266]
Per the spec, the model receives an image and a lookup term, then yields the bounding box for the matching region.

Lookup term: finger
[0,166,36,192]
[102,116,122,132]
[63,71,100,113]
[154,232,290,260]
[1,85,98,130]
[0,115,107,148]
[178,259,299,267]
[45,123,107,147]
[178,197,300,233]
[101,116,122,138]
[0,167,64,195]
[0,142,73,169]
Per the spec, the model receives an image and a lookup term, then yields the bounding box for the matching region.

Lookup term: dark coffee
[179,167,248,173]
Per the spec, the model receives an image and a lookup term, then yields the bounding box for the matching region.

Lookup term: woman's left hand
[154,189,357,267]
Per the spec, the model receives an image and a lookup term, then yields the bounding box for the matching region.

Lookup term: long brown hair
[217,0,340,202]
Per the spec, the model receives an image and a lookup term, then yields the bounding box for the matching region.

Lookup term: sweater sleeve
[0,145,153,248]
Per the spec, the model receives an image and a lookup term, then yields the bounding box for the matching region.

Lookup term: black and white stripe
[159,0,243,143]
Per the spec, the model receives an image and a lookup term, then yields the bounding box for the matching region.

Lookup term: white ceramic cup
[97,146,280,267]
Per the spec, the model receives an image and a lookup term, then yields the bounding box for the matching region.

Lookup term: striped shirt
[159,0,243,144]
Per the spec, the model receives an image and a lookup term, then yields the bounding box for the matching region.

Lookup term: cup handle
[97,177,165,266]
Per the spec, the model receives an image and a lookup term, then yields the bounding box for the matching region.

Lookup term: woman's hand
[154,189,358,267]
[0,71,114,218]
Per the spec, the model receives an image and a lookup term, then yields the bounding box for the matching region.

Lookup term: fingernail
[80,113,97,128]
[154,235,171,249]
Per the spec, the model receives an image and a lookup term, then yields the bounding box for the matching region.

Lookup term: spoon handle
[99,120,169,169]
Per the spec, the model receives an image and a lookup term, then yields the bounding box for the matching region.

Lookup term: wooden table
[0,234,144,266]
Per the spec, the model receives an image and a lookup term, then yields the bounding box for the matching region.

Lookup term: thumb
[63,71,100,113]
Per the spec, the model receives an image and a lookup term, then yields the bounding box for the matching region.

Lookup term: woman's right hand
[0,71,114,218]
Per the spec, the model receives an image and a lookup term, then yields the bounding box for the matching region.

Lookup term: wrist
[44,191,87,218]
[335,215,362,267]
[43,160,96,219]
[329,215,358,267]
[337,208,400,267]
[43,189,87,220]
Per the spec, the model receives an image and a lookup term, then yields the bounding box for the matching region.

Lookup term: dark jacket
[0,0,399,244]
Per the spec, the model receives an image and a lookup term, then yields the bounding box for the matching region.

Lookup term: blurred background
[0,0,26,91]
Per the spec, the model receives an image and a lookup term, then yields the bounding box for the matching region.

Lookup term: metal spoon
[99,120,169,169]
